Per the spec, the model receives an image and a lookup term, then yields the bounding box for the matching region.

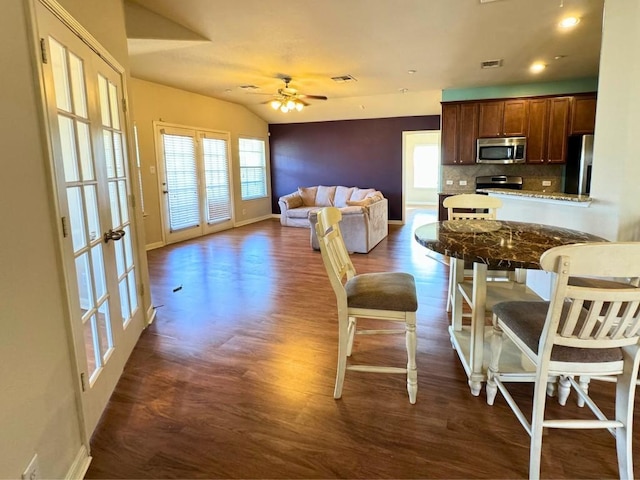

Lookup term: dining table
[414,219,607,396]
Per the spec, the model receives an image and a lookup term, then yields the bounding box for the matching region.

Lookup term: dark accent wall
[269,115,440,221]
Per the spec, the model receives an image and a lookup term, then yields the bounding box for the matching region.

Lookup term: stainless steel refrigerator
[563,134,594,195]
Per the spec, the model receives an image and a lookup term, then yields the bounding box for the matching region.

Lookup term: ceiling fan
[266,77,328,112]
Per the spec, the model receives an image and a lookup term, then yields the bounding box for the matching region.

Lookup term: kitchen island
[477,188,592,206]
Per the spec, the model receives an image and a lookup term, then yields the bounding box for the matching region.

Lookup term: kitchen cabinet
[526,97,571,164]
[570,95,597,135]
[441,103,478,165]
[478,99,528,137]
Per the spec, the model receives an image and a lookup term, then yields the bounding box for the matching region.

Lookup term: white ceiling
[124,0,604,124]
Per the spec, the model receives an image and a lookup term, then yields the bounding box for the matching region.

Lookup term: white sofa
[278,185,388,253]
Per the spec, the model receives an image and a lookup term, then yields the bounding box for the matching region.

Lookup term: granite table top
[477,188,592,203]
[414,220,607,270]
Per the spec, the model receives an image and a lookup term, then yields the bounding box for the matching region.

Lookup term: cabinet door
[478,101,504,138]
[547,97,571,164]
[570,95,597,135]
[458,103,478,164]
[441,104,459,165]
[526,99,548,164]
[503,99,528,136]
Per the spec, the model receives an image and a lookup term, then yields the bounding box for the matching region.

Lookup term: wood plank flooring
[85,209,639,479]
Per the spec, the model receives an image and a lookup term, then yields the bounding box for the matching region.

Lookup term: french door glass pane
[58,115,79,182]
[162,134,199,231]
[67,187,87,253]
[108,182,121,229]
[68,52,87,118]
[114,239,125,277]
[96,301,112,362]
[75,252,94,313]
[83,315,98,377]
[50,38,71,112]
[77,122,94,181]
[119,280,131,322]
[91,245,106,300]
[84,185,100,242]
[98,75,110,127]
[203,137,231,223]
[118,180,128,224]
[108,83,120,130]
[103,130,115,178]
[123,225,133,269]
[114,132,124,177]
[127,271,138,313]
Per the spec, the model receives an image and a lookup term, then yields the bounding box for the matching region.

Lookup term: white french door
[155,124,234,244]
[36,1,145,438]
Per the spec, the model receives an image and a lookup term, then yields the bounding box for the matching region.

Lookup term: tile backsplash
[441,164,564,193]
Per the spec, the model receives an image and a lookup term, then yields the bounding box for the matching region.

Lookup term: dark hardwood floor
[85,209,638,479]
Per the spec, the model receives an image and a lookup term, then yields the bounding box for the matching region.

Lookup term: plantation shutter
[161,132,200,232]
[202,134,231,223]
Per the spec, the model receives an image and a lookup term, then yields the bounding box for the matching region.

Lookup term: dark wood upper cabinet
[547,97,571,164]
[570,95,597,135]
[526,99,549,164]
[441,103,477,165]
[478,99,527,137]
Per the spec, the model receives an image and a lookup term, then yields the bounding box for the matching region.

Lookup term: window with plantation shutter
[156,124,233,244]
[239,138,267,200]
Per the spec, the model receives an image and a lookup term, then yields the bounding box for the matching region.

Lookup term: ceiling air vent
[481,59,503,69]
[331,75,357,83]
[239,85,260,91]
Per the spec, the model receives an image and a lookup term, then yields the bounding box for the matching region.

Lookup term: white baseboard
[145,241,164,251]
[65,445,91,480]
[389,220,403,225]
[234,214,274,227]
[146,303,157,326]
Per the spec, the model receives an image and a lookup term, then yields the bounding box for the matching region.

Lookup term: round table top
[414,220,607,270]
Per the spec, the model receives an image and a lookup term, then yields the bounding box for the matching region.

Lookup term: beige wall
[130,79,271,248]
[0,0,143,478]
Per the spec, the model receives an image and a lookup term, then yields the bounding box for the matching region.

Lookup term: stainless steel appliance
[475,175,523,191]
[563,134,594,195]
[476,137,526,164]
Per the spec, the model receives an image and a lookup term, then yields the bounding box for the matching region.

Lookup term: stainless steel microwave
[476,137,526,164]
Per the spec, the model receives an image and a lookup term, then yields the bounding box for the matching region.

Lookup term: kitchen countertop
[476,188,592,205]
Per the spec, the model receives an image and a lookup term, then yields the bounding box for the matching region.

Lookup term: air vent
[481,59,503,69]
[331,75,357,83]
[239,85,260,91]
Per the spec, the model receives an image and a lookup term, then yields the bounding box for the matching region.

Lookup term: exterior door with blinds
[156,124,233,244]
[36,0,145,439]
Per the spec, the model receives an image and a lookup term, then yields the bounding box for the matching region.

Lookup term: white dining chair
[486,242,640,479]
[442,194,507,315]
[315,206,418,403]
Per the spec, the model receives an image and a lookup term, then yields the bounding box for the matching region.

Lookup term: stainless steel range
[475,175,523,192]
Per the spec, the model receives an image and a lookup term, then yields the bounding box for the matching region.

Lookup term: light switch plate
[542,180,552,186]
[445,180,453,185]
[459,180,467,186]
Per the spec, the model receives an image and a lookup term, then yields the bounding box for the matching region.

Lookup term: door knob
[104,228,126,243]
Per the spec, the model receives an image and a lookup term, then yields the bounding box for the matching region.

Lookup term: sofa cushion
[287,206,319,219]
[340,206,366,215]
[298,186,318,206]
[334,186,355,207]
[350,188,375,201]
[347,198,375,207]
[315,185,336,207]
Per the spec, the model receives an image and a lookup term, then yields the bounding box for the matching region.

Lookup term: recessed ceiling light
[530,62,547,73]
[399,88,409,93]
[407,69,417,74]
[559,16,580,28]
[554,55,567,60]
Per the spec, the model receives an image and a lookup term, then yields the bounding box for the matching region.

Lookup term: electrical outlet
[22,454,38,480]
[459,180,467,186]
[445,180,453,185]
[542,180,552,187]
[242,209,246,215]
[149,166,156,174]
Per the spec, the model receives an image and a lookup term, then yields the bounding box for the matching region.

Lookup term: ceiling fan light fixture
[270,100,282,110]
[295,102,304,112]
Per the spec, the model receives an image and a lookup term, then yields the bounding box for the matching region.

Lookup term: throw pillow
[298,186,318,206]
[334,186,355,207]
[315,185,337,207]
[350,188,375,201]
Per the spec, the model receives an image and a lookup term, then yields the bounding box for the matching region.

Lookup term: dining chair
[314,206,418,404]
[442,194,506,316]
[486,242,640,479]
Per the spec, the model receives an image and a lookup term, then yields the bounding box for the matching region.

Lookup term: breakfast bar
[414,220,606,396]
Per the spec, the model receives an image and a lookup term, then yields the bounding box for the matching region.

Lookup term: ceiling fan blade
[299,94,328,100]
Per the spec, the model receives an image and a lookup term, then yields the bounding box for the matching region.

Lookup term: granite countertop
[476,188,592,203]
[414,220,606,269]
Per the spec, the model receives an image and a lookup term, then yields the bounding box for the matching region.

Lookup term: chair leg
[406,315,418,404]
[614,350,639,479]
[486,319,503,406]
[577,376,590,407]
[333,315,349,400]
[446,259,454,313]
[346,316,357,357]
[530,366,551,480]
[557,375,571,406]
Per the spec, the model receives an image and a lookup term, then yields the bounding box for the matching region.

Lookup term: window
[238,138,267,200]
[413,144,440,189]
